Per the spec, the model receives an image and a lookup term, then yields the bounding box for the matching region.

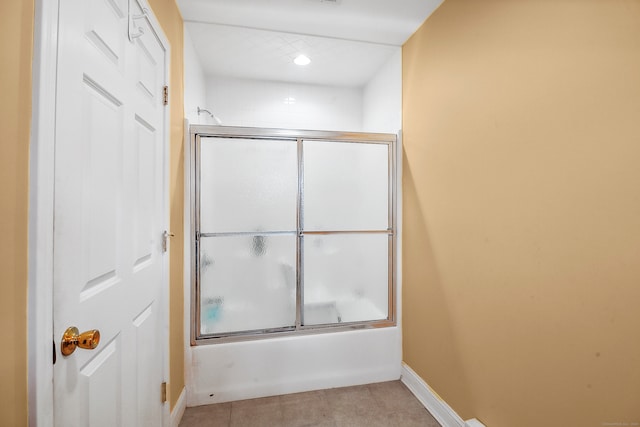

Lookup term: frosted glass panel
[303,234,389,325]
[303,141,389,231]
[199,235,296,334]
[200,137,297,233]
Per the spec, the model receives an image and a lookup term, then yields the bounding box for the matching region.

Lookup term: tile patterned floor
[179,381,442,427]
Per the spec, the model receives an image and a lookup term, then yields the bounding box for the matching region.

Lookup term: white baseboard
[400,363,486,427]
[465,419,487,427]
[170,387,187,427]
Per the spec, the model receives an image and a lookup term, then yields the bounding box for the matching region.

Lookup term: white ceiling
[186,22,400,86]
[178,0,444,45]
[179,0,444,87]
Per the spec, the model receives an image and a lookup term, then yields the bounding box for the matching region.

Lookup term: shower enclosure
[190,125,397,343]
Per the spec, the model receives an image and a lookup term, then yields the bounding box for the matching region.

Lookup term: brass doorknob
[61,326,100,356]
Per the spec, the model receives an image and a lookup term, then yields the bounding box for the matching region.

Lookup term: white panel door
[52,0,168,426]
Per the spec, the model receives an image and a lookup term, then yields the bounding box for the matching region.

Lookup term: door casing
[28,0,171,425]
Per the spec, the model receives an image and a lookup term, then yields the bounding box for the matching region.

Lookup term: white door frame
[28,0,171,425]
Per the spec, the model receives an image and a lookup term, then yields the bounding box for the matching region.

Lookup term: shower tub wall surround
[185,125,400,405]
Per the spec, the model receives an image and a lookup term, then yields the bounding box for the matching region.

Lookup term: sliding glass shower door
[198,137,298,335]
[302,140,390,325]
[192,126,396,342]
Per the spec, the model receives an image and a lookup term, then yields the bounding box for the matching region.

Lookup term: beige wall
[402,1,640,426]
[0,0,34,425]
[0,0,184,423]
[146,0,185,410]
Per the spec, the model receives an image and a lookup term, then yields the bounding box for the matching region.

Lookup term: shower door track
[190,125,397,345]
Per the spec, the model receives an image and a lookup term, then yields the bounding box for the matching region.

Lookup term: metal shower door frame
[189,125,397,345]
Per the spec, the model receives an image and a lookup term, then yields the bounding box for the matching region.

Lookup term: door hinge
[163,85,169,105]
[162,230,175,253]
[161,382,167,403]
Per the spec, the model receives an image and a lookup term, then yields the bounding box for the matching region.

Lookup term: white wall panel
[206,76,363,131]
[184,28,209,125]
[363,49,402,134]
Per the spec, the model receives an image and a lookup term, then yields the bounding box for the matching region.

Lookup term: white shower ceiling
[178,0,445,86]
[186,22,400,86]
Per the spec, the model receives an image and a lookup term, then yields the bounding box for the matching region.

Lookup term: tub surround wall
[205,76,363,131]
[184,27,208,125]
[363,49,402,134]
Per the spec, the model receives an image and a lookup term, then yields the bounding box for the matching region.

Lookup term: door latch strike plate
[161,382,167,403]
[162,230,175,252]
